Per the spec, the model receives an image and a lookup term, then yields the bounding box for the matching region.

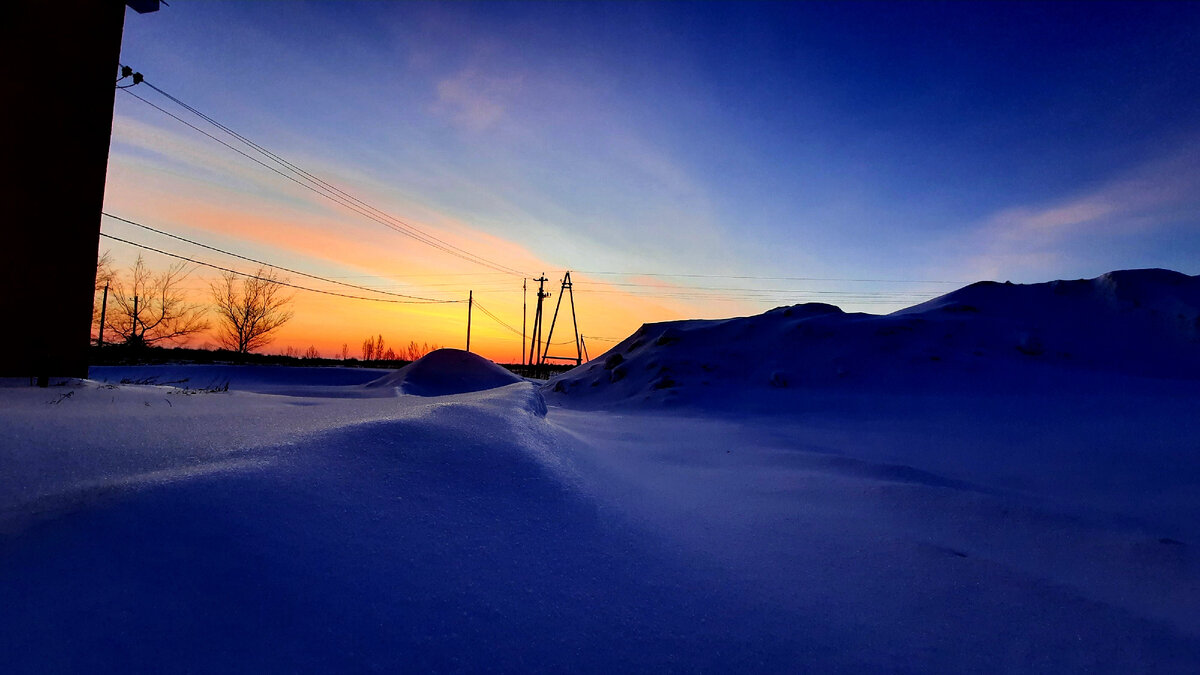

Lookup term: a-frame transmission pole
[526,275,549,367]
[541,271,582,367]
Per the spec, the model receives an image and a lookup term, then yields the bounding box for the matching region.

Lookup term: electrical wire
[101,212,463,302]
[472,301,523,337]
[99,233,465,304]
[111,66,964,314]
[141,81,525,276]
[576,280,930,296]
[473,300,574,345]
[575,271,967,284]
[120,88,514,274]
[117,69,527,276]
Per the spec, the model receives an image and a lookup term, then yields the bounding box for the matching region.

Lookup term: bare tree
[341,343,350,361]
[106,255,209,348]
[95,250,115,290]
[403,340,441,361]
[210,268,295,354]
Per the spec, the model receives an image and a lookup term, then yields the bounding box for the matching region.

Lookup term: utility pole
[542,271,583,367]
[2,1,160,383]
[466,290,473,353]
[521,278,527,366]
[97,282,109,347]
[527,275,549,367]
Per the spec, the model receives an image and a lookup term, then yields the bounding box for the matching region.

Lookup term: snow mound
[367,348,523,396]
[546,268,1200,409]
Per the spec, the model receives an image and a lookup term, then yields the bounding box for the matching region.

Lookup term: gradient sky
[103,1,1200,361]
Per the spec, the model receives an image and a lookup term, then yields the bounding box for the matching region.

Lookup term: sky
[102,1,1200,361]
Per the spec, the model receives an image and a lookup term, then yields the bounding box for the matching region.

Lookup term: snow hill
[546,268,1200,409]
[366,348,524,396]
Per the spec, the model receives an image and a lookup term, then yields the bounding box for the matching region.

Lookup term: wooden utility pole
[1,0,159,383]
[521,278,527,365]
[97,283,109,347]
[527,275,549,367]
[466,290,473,353]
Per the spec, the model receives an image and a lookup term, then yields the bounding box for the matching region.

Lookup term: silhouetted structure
[542,271,583,367]
[527,275,550,366]
[2,1,158,383]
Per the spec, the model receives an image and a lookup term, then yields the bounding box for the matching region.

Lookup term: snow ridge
[546,268,1200,409]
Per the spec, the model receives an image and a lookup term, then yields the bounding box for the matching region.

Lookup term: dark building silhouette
[1,1,158,382]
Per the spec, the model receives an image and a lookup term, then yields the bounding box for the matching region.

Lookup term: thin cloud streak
[961,141,1200,280]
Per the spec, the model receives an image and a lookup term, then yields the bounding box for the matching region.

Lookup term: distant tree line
[94,252,443,362]
[360,334,441,362]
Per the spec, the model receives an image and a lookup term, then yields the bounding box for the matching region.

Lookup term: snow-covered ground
[2,270,1199,672]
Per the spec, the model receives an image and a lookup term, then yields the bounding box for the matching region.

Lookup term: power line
[573,288,933,301]
[99,232,464,305]
[575,271,967,284]
[117,70,527,277]
[326,272,515,279]
[101,212,462,302]
[120,88,519,276]
[474,299,573,345]
[577,280,931,296]
[472,301,522,337]
[140,79,514,273]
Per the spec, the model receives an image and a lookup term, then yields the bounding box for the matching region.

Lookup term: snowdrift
[546,268,1200,408]
[91,364,382,395]
[366,348,523,396]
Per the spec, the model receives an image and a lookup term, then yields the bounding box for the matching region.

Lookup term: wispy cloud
[960,140,1200,279]
[433,68,524,132]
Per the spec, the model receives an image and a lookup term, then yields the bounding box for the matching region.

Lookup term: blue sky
[104,1,1200,353]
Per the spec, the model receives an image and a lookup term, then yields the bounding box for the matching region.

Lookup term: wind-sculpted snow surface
[545,268,1200,410]
[366,348,523,396]
[2,343,1199,670]
[4,270,1200,671]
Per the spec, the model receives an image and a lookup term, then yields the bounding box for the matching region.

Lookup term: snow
[2,269,1200,671]
[545,268,1200,410]
[365,348,525,396]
